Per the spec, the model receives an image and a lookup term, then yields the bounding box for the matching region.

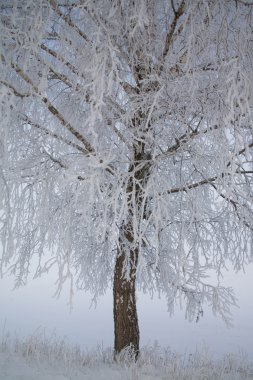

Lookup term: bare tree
[0,0,253,357]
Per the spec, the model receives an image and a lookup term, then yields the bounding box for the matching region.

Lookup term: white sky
[0,264,253,358]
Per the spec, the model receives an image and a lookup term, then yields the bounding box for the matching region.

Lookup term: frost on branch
[0,0,252,324]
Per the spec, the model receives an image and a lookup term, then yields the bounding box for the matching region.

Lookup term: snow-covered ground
[1,333,253,380]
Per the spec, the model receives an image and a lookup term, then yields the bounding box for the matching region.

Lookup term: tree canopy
[0,0,253,355]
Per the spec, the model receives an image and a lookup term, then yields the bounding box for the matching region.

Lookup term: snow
[0,352,68,380]
[0,352,115,380]
[0,334,253,380]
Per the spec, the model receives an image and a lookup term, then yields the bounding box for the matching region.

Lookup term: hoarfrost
[0,0,252,324]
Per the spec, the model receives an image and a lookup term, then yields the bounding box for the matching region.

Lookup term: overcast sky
[0,263,253,358]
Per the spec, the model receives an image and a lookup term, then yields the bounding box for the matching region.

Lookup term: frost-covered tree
[0,0,253,357]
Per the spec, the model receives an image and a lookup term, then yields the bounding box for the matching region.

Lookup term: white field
[0,333,253,380]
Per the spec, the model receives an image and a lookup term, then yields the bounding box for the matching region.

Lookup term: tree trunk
[113,140,152,359]
[113,223,139,358]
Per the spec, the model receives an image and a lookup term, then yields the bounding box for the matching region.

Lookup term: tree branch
[166,176,217,194]
[171,0,176,15]
[39,46,130,147]
[165,140,253,195]
[158,0,185,74]
[11,63,95,154]
[156,122,218,160]
[210,182,253,231]
[106,119,132,151]
[35,53,91,102]
[47,0,91,43]
[236,0,253,5]
[22,116,87,155]
[0,80,30,98]
[40,44,82,78]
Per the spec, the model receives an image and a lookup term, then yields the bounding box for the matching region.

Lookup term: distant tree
[0,0,253,357]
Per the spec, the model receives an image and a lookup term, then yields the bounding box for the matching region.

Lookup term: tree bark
[113,146,152,359]
[113,231,139,358]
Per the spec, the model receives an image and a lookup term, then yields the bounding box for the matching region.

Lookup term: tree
[0,0,253,358]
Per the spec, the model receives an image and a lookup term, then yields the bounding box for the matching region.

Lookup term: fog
[0,264,253,358]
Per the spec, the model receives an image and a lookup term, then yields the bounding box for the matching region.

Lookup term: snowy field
[1,333,253,380]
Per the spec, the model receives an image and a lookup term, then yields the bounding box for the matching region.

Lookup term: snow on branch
[0,0,252,320]
[11,63,95,154]
[21,116,88,155]
[47,0,91,43]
